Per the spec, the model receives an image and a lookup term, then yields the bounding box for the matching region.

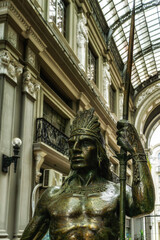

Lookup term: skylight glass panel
[119,47,127,56]
[138,32,149,41]
[98,0,159,89]
[136,21,146,30]
[117,7,128,17]
[139,36,150,45]
[144,56,154,65]
[121,55,128,63]
[135,11,144,20]
[113,27,124,38]
[148,69,156,76]
[143,0,153,3]
[99,0,108,8]
[137,27,148,36]
[154,51,160,59]
[147,19,159,27]
[141,42,150,49]
[122,24,130,34]
[150,35,159,41]
[145,7,157,17]
[102,5,112,15]
[115,2,127,11]
[134,45,141,55]
[149,25,159,33]
[116,37,126,47]
[108,15,118,26]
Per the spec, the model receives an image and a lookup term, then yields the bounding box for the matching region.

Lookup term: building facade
[0,0,155,240]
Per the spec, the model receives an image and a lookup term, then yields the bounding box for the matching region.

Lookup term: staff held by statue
[117,1,135,239]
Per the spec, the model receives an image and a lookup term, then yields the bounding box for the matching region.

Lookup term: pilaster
[13,69,40,240]
[0,50,23,240]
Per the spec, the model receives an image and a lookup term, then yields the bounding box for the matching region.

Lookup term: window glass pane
[43,102,66,133]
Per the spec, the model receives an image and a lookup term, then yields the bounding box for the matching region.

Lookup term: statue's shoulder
[39,186,61,205]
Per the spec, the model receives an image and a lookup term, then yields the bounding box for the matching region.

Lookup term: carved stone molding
[7,25,17,48]
[136,83,160,108]
[26,47,36,67]
[0,50,23,83]
[0,1,47,52]
[23,26,47,52]
[34,150,47,184]
[22,70,40,98]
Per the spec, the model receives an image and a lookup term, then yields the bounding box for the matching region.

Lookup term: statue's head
[68,108,112,180]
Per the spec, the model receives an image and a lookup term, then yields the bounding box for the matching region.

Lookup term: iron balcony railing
[36,118,69,157]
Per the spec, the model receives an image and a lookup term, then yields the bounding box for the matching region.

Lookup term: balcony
[36,118,69,157]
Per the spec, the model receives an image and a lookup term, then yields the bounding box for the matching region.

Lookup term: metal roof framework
[98,0,160,89]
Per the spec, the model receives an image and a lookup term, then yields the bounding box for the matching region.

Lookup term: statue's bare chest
[48,184,119,218]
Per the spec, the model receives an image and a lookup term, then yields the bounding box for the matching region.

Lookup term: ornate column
[103,61,111,107]
[13,69,40,240]
[0,50,23,240]
[77,13,88,71]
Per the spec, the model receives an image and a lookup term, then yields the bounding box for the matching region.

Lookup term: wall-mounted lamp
[2,138,22,173]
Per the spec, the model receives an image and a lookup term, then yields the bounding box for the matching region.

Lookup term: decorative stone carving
[0,1,47,52]
[34,150,47,183]
[7,25,17,48]
[136,83,160,108]
[0,50,23,82]
[77,13,88,71]
[103,62,111,107]
[22,70,40,98]
[119,91,124,119]
[27,47,36,67]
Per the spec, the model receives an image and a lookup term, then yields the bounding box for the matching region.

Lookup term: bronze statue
[21,108,155,240]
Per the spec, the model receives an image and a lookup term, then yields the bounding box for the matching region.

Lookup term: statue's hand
[117,120,144,155]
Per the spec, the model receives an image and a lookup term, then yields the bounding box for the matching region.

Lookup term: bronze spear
[118,1,135,239]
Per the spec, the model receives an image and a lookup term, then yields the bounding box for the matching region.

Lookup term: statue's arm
[126,157,155,217]
[117,120,155,217]
[20,214,49,240]
[21,187,56,240]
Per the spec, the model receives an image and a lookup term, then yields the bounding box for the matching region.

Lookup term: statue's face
[68,135,97,170]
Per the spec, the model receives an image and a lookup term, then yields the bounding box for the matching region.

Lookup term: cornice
[0,0,47,52]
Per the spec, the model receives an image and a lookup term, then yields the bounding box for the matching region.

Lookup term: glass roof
[98,0,160,89]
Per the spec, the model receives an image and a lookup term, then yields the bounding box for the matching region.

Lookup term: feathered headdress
[70,108,103,144]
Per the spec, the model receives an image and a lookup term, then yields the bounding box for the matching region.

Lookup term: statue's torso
[47,182,120,240]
